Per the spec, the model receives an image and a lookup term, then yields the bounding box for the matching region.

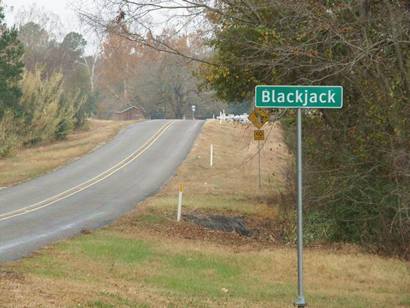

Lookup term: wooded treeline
[0,7,94,156]
[0,4,225,157]
[205,0,410,259]
[96,25,225,119]
[84,0,410,258]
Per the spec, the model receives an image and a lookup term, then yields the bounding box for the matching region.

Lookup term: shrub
[19,69,79,144]
[0,112,20,157]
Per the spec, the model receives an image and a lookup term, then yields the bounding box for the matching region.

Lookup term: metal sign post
[255,85,343,308]
[258,140,262,189]
[254,129,265,189]
[295,108,305,308]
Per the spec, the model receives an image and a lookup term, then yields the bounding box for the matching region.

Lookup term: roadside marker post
[210,144,214,167]
[255,85,343,308]
[177,184,184,222]
[192,105,196,120]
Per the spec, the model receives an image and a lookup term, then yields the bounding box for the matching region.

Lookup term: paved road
[0,120,203,261]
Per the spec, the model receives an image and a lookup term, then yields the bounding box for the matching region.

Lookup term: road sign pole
[254,84,343,307]
[295,108,306,307]
[258,140,262,189]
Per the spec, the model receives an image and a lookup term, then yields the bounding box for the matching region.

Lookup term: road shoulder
[0,119,130,187]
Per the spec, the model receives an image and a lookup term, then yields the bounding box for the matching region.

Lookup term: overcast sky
[4,0,79,30]
[2,0,188,54]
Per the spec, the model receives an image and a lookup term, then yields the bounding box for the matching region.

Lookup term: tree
[61,32,87,56]
[137,34,207,119]
[95,25,140,117]
[95,28,225,119]
[18,22,49,72]
[0,6,24,118]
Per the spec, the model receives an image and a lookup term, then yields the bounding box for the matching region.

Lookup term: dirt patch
[184,214,252,236]
[116,204,284,249]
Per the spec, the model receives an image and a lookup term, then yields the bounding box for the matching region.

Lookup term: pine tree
[0,6,24,118]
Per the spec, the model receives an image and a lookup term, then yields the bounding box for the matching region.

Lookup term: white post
[177,184,183,222]
[210,144,214,167]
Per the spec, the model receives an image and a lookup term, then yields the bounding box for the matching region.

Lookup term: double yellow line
[0,121,175,222]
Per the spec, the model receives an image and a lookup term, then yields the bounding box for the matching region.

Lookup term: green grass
[8,222,408,308]
[87,291,150,308]
[21,255,69,279]
[399,295,410,306]
[87,301,115,308]
[309,293,371,307]
[146,252,245,298]
[76,233,153,264]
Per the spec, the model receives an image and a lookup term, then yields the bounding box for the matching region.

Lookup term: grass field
[0,119,129,187]
[0,120,408,307]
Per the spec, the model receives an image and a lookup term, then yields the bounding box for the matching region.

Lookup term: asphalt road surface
[0,120,204,261]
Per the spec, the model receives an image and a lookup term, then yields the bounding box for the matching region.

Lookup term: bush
[19,69,81,144]
[55,118,74,140]
[0,68,88,157]
[0,112,20,157]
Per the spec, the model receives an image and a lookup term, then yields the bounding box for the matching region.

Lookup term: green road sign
[255,85,343,109]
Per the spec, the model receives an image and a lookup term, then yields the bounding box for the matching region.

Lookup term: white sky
[4,0,79,30]
[2,0,194,54]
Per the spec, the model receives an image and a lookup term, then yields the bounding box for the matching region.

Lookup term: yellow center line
[0,121,175,222]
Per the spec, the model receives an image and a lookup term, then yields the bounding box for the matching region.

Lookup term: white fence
[216,111,250,124]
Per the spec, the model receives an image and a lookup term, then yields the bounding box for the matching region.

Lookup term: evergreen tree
[0,6,24,118]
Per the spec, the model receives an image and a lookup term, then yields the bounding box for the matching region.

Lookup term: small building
[112,106,145,121]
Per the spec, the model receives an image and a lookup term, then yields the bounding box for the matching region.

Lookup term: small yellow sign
[254,130,265,141]
[248,111,260,128]
[248,109,270,129]
[179,184,184,192]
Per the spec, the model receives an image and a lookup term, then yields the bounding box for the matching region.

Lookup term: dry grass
[0,119,130,187]
[167,120,290,196]
[147,120,291,227]
[0,120,409,307]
